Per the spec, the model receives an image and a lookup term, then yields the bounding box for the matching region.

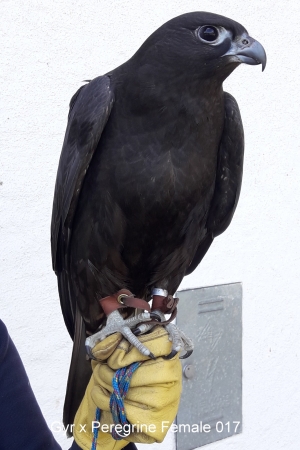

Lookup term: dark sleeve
[0,319,137,450]
[0,319,62,450]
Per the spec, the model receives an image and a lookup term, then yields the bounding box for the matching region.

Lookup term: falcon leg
[85,309,154,359]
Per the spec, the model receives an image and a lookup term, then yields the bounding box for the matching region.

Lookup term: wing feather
[51,75,114,337]
[186,92,244,275]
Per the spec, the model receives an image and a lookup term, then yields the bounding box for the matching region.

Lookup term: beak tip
[234,37,267,73]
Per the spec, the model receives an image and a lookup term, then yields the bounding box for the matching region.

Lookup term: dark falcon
[51,12,266,429]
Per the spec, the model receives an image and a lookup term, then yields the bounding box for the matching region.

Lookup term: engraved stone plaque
[176,283,242,449]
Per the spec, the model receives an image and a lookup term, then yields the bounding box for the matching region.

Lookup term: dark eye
[198,25,219,42]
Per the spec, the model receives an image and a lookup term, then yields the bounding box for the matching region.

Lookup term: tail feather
[63,305,92,436]
[57,269,75,340]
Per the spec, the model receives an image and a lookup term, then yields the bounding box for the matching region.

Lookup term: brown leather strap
[99,288,151,315]
[136,294,179,328]
[152,294,179,314]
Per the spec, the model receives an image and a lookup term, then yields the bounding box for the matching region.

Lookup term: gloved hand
[73,325,182,450]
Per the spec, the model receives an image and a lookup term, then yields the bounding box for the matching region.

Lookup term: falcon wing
[51,76,114,338]
[186,92,244,275]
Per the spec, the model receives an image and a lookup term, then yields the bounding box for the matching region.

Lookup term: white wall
[1,1,299,449]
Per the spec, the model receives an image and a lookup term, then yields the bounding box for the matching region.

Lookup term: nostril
[242,39,249,45]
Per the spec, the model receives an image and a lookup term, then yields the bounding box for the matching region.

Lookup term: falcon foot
[164,322,194,359]
[85,309,155,360]
[133,310,194,359]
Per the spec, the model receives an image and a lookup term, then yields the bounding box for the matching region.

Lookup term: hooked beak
[224,35,267,71]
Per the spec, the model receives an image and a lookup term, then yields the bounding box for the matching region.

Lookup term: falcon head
[134,12,266,82]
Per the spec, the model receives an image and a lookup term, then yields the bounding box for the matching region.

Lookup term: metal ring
[117,293,129,305]
[152,288,168,297]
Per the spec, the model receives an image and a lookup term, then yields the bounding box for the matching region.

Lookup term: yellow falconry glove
[73,325,182,450]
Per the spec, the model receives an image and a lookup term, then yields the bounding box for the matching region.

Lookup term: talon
[85,337,95,359]
[163,349,178,360]
[85,344,95,360]
[180,349,193,359]
[133,327,142,336]
[164,322,194,360]
[132,322,153,336]
[132,323,158,336]
[149,352,156,360]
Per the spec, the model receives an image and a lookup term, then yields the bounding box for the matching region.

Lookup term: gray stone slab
[176,283,242,450]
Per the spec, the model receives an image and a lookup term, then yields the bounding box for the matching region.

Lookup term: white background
[1,1,299,449]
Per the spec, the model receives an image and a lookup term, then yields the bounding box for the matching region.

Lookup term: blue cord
[110,362,142,440]
[91,407,101,450]
[91,361,142,447]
